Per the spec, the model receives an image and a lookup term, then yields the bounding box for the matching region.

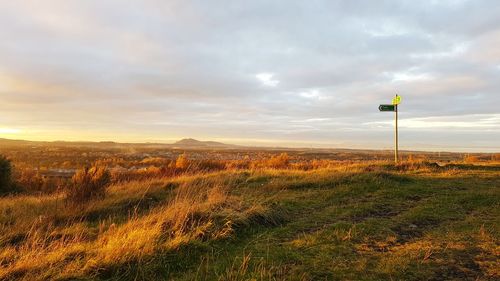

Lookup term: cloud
[298,89,326,100]
[365,114,500,129]
[385,71,434,83]
[256,73,279,87]
[0,0,499,151]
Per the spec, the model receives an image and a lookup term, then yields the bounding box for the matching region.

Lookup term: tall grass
[0,170,280,280]
[0,161,496,280]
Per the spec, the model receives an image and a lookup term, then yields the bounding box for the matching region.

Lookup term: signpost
[378,104,395,112]
[379,94,401,164]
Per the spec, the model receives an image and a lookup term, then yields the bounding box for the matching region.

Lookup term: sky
[0,0,499,152]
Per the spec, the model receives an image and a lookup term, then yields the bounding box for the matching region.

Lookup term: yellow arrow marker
[392,95,401,105]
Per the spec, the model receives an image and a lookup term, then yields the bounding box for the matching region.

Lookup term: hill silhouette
[172,138,236,148]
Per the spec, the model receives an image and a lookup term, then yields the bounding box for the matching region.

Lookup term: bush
[67,166,111,204]
[266,153,290,169]
[15,169,67,194]
[194,160,226,172]
[491,154,500,162]
[464,155,480,163]
[225,159,251,170]
[0,155,12,194]
[175,154,190,170]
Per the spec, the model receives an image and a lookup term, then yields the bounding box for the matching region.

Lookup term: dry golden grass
[0,171,275,280]
[0,161,498,280]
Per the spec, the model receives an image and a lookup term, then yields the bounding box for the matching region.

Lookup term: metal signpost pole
[395,95,398,164]
[379,94,401,165]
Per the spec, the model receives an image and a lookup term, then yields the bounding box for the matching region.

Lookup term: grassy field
[0,161,499,280]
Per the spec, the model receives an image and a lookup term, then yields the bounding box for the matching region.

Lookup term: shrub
[195,160,226,172]
[266,153,290,169]
[0,155,12,194]
[175,154,190,170]
[225,159,251,170]
[464,155,480,163]
[67,166,111,204]
[491,154,500,162]
[15,169,67,194]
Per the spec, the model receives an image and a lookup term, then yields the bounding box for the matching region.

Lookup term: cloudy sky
[0,0,499,151]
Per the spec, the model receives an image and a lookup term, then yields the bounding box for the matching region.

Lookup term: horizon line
[0,136,498,154]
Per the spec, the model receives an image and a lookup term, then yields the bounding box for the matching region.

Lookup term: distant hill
[0,138,37,146]
[171,138,237,148]
[0,137,237,149]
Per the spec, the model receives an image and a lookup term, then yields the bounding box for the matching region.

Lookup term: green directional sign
[379,104,395,112]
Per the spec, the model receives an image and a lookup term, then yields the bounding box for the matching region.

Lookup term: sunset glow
[0,1,499,151]
[0,2,499,280]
